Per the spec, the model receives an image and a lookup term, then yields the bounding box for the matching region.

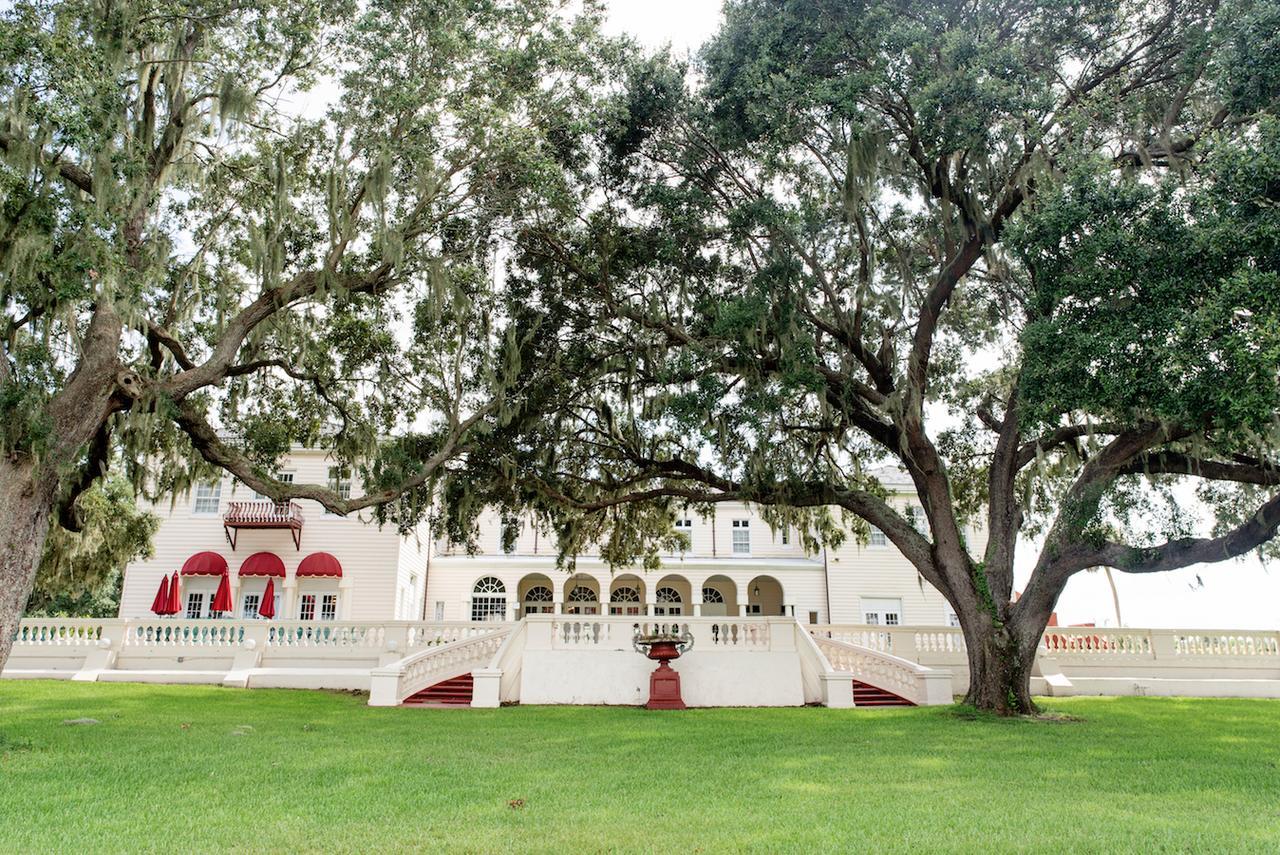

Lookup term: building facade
[120,450,968,628]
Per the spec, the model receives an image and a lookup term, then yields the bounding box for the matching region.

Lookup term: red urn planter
[635,633,693,710]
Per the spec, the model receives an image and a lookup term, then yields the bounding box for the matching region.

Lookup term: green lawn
[1,682,1278,853]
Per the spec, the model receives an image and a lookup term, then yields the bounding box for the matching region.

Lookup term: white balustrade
[371,629,512,705]
[810,635,927,703]
[13,619,107,646]
[544,616,777,650]
[1171,631,1280,658]
[124,619,246,648]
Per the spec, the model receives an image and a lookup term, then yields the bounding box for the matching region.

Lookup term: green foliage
[25,476,158,617]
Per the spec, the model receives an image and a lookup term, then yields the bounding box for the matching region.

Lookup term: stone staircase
[852,679,914,707]
[402,672,474,707]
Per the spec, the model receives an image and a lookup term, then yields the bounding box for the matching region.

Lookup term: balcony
[223,501,305,550]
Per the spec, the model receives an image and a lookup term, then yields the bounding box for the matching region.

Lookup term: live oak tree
[490,0,1280,712]
[0,0,611,668]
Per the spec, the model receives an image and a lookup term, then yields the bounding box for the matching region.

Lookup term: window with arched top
[471,576,507,621]
[701,587,725,604]
[521,584,553,615]
[611,586,639,602]
[608,584,641,616]
[568,585,597,602]
[655,585,683,616]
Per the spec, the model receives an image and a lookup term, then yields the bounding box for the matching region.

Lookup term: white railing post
[471,669,502,708]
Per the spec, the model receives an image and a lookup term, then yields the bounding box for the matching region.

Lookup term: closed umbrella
[166,571,182,617]
[211,574,233,615]
[150,575,170,616]
[258,578,276,619]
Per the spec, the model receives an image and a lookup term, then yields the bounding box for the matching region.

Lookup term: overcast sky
[601,0,1278,630]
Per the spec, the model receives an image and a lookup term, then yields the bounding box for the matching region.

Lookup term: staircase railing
[809,633,952,706]
[368,628,511,706]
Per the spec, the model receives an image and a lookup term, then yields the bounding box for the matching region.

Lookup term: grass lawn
[1,681,1278,853]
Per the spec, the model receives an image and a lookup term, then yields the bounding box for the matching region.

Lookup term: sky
[598,0,1279,630]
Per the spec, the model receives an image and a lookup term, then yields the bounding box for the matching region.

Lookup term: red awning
[238,551,285,578]
[296,552,342,577]
[181,551,228,576]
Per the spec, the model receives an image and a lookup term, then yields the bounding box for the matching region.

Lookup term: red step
[402,673,474,707]
[852,679,914,707]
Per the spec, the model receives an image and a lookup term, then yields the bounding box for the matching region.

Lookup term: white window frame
[325,466,351,515]
[253,471,293,501]
[471,576,507,622]
[299,594,316,621]
[672,518,693,555]
[731,519,751,555]
[868,525,887,546]
[192,481,221,515]
[320,593,337,621]
[654,586,683,616]
[185,592,206,619]
[862,598,902,626]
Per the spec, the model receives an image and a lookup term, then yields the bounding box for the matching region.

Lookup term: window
[300,594,316,621]
[609,586,640,616]
[700,587,725,604]
[185,592,205,619]
[862,598,902,626]
[780,527,790,545]
[320,594,337,621]
[905,506,926,534]
[434,601,445,621]
[947,611,961,628]
[193,482,221,515]
[868,525,887,546]
[808,610,819,625]
[242,594,260,619]
[672,519,692,555]
[471,576,507,622]
[253,471,293,501]
[655,586,682,616]
[731,519,750,554]
[566,584,598,615]
[523,585,554,615]
[327,466,352,499]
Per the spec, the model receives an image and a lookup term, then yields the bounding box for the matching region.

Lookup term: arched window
[701,587,725,604]
[471,576,507,622]
[521,584,553,616]
[609,585,641,616]
[655,585,683,616]
[566,583,599,616]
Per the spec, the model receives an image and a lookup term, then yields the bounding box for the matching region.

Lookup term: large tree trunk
[0,458,57,673]
[959,613,1042,715]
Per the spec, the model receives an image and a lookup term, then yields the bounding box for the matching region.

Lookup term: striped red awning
[296,552,342,578]
[238,551,286,578]
[181,551,228,576]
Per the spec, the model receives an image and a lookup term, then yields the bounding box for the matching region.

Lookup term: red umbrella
[150,575,171,616]
[258,578,276,619]
[211,573,233,615]
[166,571,182,617]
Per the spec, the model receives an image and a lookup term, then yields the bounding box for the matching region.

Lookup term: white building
[120,449,965,628]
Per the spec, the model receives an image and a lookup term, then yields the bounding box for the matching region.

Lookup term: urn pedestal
[645,641,686,710]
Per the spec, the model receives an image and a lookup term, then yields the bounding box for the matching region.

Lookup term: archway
[653,574,691,616]
[518,573,554,616]
[746,575,784,616]
[564,574,601,615]
[700,574,738,617]
[608,574,646,615]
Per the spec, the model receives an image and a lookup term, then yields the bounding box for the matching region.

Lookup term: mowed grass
[1,681,1278,853]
